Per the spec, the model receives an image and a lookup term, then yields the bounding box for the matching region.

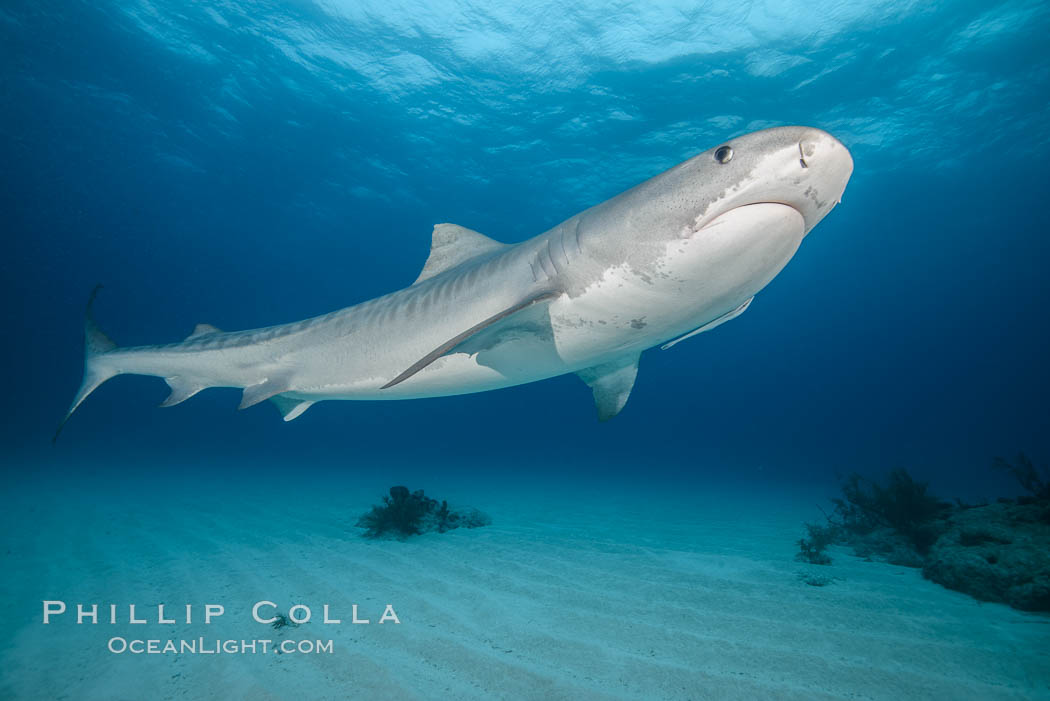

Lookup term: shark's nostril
[798,142,809,169]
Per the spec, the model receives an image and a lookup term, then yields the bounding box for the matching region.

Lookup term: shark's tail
[53,285,121,443]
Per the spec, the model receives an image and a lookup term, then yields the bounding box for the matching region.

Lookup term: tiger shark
[56,126,852,438]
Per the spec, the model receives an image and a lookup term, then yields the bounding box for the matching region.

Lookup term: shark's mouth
[696,202,806,239]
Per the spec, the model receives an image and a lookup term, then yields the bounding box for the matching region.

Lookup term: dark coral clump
[357,486,430,538]
[994,453,1050,502]
[271,613,299,630]
[832,468,948,555]
[796,522,837,565]
[356,486,491,539]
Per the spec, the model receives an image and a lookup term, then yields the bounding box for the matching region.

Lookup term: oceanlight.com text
[107,637,334,655]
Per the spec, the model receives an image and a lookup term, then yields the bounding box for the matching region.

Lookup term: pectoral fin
[382,291,560,389]
[576,353,641,421]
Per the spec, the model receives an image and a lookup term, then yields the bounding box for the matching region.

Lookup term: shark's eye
[714,146,733,164]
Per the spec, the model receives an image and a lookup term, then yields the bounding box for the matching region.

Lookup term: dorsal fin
[413,223,508,285]
[187,323,223,340]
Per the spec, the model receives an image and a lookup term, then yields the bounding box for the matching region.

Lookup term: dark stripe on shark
[145,309,347,352]
[381,291,561,390]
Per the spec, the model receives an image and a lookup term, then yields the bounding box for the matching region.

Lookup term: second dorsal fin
[413,223,508,285]
[186,323,223,340]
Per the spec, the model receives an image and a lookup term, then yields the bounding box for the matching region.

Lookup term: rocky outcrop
[842,526,931,568]
[803,467,1050,612]
[921,500,1050,612]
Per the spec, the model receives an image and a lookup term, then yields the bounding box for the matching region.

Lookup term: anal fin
[160,377,207,407]
[269,395,316,422]
[576,352,641,421]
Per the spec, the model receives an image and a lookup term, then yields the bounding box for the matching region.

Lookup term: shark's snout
[686,127,854,239]
[797,128,853,214]
[759,127,854,235]
[799,129,853,191]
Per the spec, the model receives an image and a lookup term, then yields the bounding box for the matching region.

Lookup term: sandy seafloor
[1,459,1048,701]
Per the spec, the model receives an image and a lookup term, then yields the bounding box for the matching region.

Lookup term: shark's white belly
[548,202,805,365]
[303,203,804,402]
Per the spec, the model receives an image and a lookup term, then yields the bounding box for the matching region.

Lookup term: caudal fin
[52,285,120,443]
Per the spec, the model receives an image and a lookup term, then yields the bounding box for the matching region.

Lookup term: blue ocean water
[5,1,1048,494]
[2,2,1050,697]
